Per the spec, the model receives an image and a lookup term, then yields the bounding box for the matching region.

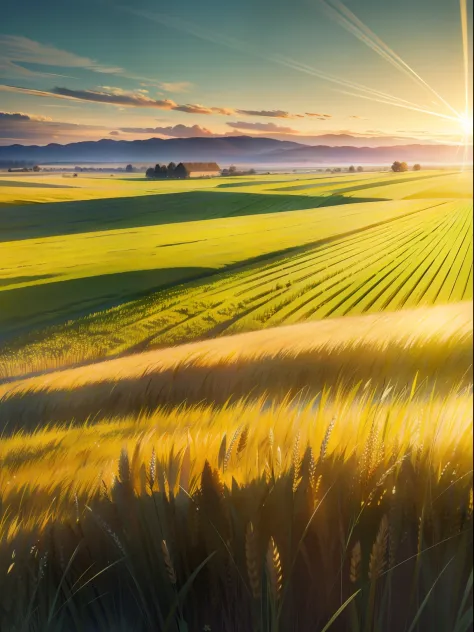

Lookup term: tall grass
[1,302,471,432]
[0,385,472,631]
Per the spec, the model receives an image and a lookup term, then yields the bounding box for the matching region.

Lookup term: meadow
[0,168,472,631]
[0,169,471,378]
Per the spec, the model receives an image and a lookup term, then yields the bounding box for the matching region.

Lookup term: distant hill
[0,135,471,166]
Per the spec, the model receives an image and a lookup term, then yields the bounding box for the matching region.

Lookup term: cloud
[0,111,51,123]
[305,112,332,121]
[0,35,198,90]
[51,87,178,109]
[0,110,106,144]
[120,124,216,138]
[0,35,123,76]
[0,84,238,116]
[236,109,303,119]
[172,103,235,115]
[109,131,120,136]
[158,82,194,93]
[226,121,299,133]
[349,115,368,120]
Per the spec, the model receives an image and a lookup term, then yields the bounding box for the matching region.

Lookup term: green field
[0,169,473,631]
[0,168,472,376]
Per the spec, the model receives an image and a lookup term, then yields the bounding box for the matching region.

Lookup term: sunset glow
[0,0,472,149]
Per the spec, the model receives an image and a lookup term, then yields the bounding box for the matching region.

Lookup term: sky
[0,0,472,146]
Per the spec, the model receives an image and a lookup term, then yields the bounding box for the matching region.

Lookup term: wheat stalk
[368,515,388,580]
[236,425,249,461]
[224,426,241,472]
[319,417,336,463]
[161,540,177,585]
[245,522,260,598]
[148,447,156,492]
[276,446,282,478]
[350,541,361,583]
[266,537,282,601]
[292,432,301,492]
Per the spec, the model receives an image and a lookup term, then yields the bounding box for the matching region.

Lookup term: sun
[458,112,473,136]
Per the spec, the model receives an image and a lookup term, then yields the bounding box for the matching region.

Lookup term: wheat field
[0,302,472,631]
[0,170,472,631]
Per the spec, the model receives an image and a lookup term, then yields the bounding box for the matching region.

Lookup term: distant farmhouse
[175,162,221,178]
[146,162,221,179]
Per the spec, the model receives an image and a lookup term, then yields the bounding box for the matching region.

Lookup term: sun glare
[459,112,473,136]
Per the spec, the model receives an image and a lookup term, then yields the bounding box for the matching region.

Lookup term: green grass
[0,167,472,630]
[0,169,471,377]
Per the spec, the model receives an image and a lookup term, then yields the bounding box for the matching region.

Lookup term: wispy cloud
[120,124,216,138]
[0,35,124,77]
[236,109,304,119]
[306,112,332,119]
[52,86,178,109]
[172,103,235,115]
[157,81,194,93]
[0,84,241,115]
[0,35,198,93]
[227,121,299,133]
[0,110,105,144]
[0,84,179,109]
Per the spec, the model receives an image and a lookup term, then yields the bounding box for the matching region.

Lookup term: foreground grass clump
[0,387,472,631]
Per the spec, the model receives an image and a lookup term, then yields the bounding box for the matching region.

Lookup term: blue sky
[0,0,472,145]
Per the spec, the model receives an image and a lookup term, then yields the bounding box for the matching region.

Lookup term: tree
[146,167,155,178]
[154,164,161,175]
[33,165,41,172]
[228,165,237,174]
[413,163,422,171]
[348,165,356,173]
[357,166,364,172]
[391,161,409,173]
[167,162,176,177]
[125,164,133,173]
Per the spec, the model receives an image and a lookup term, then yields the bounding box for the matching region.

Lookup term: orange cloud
[172,103,235,115]
[227,121,299,133]
[120,124,216,138]
[306,112,332,119]
[236,109,303,119]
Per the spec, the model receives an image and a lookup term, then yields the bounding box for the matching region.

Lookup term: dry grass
[0,302,472,630]
[1,302,471,431]
[0,387,472,630]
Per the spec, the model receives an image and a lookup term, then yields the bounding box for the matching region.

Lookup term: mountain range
[0,135,471,167]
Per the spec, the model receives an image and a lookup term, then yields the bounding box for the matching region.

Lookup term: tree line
[146,163,177,179]
[391,161,422,172]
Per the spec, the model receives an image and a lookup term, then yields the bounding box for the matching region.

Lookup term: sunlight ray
[334,89,460,122]
[125,7,457,125]
[318,0,462,119]
[269,55,458,116]
[459,0,471,118]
